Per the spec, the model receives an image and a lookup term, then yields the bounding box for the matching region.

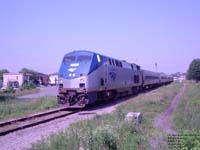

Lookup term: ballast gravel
[0,98,127,150]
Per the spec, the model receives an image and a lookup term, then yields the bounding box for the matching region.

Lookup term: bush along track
[31,82,182,150]
[0,96,58,120]
[172,81,200,149]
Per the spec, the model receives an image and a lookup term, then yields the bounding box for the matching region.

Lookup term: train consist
[57,50,173,108]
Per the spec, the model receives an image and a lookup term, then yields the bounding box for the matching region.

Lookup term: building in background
[3,73,31,88]
[49,73,58,86]
[36,73,49,86]
[2,71,49,89]
[171,72,186,83]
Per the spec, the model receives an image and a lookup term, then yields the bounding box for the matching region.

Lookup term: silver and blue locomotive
[57,50,173,108]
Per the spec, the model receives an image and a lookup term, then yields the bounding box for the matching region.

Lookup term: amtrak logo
[68,68,77,72]
[109,70,117,81]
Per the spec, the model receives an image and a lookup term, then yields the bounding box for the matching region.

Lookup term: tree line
[187,58,200,82]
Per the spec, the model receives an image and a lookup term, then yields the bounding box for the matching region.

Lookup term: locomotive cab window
[63,56,76,62]
[77,55,92,62]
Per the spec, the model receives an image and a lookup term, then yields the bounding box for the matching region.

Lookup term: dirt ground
[18,86,58,99]
[150,84,186,150]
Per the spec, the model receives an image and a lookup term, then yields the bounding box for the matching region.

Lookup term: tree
[0,69,9,80]
[19,68,37,74]
[187,59,200,82]
[19,68,39,85]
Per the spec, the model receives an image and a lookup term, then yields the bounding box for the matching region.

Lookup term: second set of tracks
[0,107,80,136]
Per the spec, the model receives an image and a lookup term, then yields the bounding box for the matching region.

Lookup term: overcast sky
[0,0,200,74]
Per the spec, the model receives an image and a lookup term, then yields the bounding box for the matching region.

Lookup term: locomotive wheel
[77,95,87,106]
[69,97,76,106]
[59,98,67,105]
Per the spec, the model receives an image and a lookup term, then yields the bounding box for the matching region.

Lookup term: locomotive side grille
[79,83,85,88]
[59,83,63,88]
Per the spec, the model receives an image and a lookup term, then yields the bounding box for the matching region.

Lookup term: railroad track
[0,107,79,136]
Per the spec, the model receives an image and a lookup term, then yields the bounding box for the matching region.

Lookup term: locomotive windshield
[63,56,76,62]
[77,55,92,62]
[63,55,92,63]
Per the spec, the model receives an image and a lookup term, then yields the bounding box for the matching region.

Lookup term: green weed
[172,81,200,149]
[0,96,58,120]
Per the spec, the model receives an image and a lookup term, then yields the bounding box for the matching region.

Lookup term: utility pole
[155,62,158,71]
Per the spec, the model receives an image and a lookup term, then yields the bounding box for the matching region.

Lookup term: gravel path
[18,86,58,99]
[150,84,186,150]
[0,97,129,150]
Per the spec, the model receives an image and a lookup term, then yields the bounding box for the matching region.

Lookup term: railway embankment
[31,82,182,150]
[1,82,193,150]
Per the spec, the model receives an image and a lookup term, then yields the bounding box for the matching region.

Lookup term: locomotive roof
[64,50,140,67]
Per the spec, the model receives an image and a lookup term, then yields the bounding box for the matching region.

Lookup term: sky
[0,0,200,74]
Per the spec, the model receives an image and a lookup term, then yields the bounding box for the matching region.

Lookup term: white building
[3,73,30,88]
[178,75,186,83]
[49,73,58,85]
[173,74,186,83]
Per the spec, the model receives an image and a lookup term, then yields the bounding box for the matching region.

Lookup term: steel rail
[0,107,79,136]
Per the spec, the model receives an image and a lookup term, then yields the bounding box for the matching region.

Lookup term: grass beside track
[31,82,182,150]
[172,81,200,149]
[14,88,40,97]
[0,88,40,100]
[0,96,58,120]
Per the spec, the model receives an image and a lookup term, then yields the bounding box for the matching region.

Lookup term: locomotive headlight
[69,73,72,77]
[72,73,75,77]
[59,79,63,84]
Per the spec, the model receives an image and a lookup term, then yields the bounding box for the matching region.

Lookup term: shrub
[0,69,9,80]
[3,87,16,93]
[93,129,117,150]
[20,82,36,90]
[179,131,200,149]
[0,96,57,120]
